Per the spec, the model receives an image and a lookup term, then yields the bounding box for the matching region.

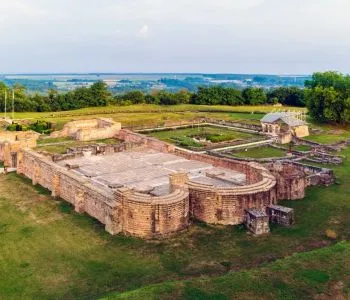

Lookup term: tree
[267,87,305,107]
[305,71,350,123]
[242,87,267,105]
[190,86,243,105]
[122,90,145,104]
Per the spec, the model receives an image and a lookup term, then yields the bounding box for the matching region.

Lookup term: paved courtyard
[58,149,247,196]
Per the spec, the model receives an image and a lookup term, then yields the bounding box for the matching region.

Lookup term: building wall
[17,149,190,239]
[50,118,121,141]
[293,125,309,138]
[188,179,277,225]
[0,131,39,167]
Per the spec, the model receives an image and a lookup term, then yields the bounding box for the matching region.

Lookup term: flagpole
[4,89,7,119]
[12,88,14,120]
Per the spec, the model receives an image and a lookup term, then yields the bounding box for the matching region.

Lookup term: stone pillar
[169,172,189,193]
[115,187,133,233]
[51,173,60,198]
[32,161,40,185]
[74,188,85,213]
[16,150,24,174]
[3,143,11,168]
[105,205,122,235]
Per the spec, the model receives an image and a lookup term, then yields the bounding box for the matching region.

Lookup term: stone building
[0,131,40,168]
[244,209,270,235]
[267,205,294,226]
[261,112,309,144]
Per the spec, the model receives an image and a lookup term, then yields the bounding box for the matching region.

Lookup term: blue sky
[0,0,349,74]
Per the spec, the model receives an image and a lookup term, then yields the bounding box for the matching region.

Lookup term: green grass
[305,134,350,145]
[13,104,306,120]
[12,104,303,130]
[36,138,120,154]
[148,126,259,149]
[104,242,350,300]
[292,145,312,152]
[232,146,287,158]
[37,136,74,144]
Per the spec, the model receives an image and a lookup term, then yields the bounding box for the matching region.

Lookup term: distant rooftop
[261,112,306,127]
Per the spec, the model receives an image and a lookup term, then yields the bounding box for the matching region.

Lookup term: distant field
[12,104,305,129]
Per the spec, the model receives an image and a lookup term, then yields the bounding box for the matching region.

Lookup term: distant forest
[0,71,349,123]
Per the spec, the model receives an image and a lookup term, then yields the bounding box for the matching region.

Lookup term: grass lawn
[232,146,287,158]
[148,126,259,149]
[36,138,120,154]
[13,104,306,120]
[105,241,350,300]
[12,104,303,130]
[305,134,350,145]
[293,144,312,152]
[0,146,349,298]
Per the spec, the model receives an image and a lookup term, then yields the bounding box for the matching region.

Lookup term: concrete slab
[60,150,247,196]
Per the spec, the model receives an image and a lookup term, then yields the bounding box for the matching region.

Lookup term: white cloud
[137,25,150,39]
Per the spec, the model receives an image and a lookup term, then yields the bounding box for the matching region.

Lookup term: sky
[0,0,349,74]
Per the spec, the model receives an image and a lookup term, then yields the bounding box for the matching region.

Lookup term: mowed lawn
[232,146,287,158]
[0,144,349,299]
[12,104,301,129]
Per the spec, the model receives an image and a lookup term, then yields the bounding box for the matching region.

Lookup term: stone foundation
[50,118,121,141]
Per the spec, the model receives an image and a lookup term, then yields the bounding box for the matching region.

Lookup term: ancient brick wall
[50,118,121,141]
[118,129,175,153]
[188,176,277,225]
[115,188,190,238]
[17,149,190,239]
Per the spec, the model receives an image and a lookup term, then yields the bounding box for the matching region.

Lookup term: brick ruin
[0,120,336,238]
[50,118,121,141]
[0,131,40,168]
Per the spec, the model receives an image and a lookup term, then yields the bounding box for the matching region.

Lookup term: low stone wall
[0,130,39,167]
[118,129,175,153]
[265,161,335,200]
[51,118,121,141]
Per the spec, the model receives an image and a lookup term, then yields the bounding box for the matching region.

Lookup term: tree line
[0,71,349,123]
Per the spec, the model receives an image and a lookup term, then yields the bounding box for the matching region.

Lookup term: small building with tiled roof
[261,112,309,144]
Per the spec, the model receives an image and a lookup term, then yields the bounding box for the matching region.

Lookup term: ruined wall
[118,129,176,153]
[17,149,190,239]
[188,176,277,225]
[293,125,309,138]
[174,148,265,184]
[50,118,121,141]
[0,131,39,167]
[265,161,336,200]
[116,188,190,238]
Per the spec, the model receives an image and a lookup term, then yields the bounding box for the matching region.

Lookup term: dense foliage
[0,81,112,112]
[7,120,53,134]
[305,71,350,123]
[0,72,349,124]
